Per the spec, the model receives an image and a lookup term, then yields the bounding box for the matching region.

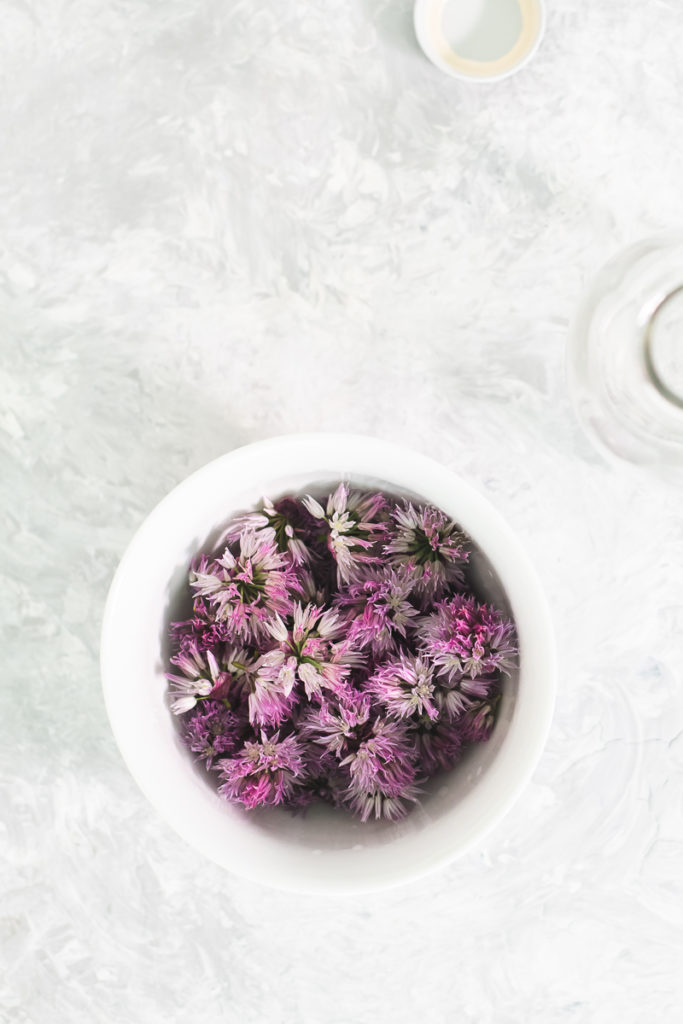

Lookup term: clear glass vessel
[568,234,683,480]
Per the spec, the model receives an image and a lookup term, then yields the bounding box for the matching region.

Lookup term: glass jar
[568,234,683,480]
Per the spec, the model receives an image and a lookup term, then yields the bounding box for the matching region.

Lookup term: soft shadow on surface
[359,0,421,56]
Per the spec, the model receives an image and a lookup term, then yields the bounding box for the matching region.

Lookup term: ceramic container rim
[413,0,546,83]
[100,433,556,894]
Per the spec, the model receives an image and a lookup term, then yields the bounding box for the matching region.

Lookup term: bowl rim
[413,0,546,84]
[100,433,556,893]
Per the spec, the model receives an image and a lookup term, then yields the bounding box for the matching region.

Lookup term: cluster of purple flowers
[167,484,517,822]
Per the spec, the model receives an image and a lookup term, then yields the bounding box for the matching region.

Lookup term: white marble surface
[2,1,683,1021]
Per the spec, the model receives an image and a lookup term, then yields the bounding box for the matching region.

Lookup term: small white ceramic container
[101,434,555,894]
[414,0,545,82]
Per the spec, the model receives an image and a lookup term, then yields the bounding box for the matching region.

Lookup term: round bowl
[414,0,545,83]
[101,434,556,894]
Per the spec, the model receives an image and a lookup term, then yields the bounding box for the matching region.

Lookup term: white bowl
[414,0,545,83]
[101,434,555,894]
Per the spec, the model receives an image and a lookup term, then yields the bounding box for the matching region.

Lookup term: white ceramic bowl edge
[101,434,556,894]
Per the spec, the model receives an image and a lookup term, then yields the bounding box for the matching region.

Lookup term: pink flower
[414,717,464,774]
[460,697,500,744]
[246,660,298,729]
[344,780,423,823]
[302,483,387,584]
[167,644,258,715]
[219,496,312,565]
[166,646,229,715]
[385,503,469,602]
[170,598,235,653]
[366,650,500,724]
[296,568,330,608]
[168,487,512,821]
[300,692,372,758]
[366,655,439,722]
[340,718,417,803]
[433,673,498,719]
[339,716,422,821]
[418,595,517,682]
[218,732,308,809]
[184,700,248,767]
[254,603,361,702]
[189,529,299,642]
[336,565,420,657]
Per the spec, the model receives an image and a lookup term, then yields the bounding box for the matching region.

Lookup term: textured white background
[2,1,683,1021]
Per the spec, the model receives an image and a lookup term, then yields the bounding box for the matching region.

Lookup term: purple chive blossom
[219,496,312,566]
[366,655,439,722]
[418,595,517,682]
[341,718,416,795]
[300,691,372,758]
[368,651,498,722]
[296,568,330,608]
[339,716,422,821]
[335,565,420,657]
[170,599,235,654]
[345,780,423,823]
[184,700,247,768]
[246,659,298,729]
[218,732,308,809]
[189,529,299,642]
[339,718,419,822]
[414,716,464,774]
[222,645,260,680]
[168,486,516,822]
[255,603,362,702]
[302,483,387,584]
[385,503,469,601]
[167,644,258,715]
[434,673,499,720]
[299,736,347,796]
[166,646,230,715]
[460,697,500,744]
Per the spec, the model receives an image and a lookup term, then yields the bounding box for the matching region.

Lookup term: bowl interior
[162,472,518,850]
[101,436,554,892]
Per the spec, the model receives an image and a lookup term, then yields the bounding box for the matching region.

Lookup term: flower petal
[302,495,325,519]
